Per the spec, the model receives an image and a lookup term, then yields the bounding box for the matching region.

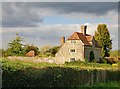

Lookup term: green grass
[1,57,120,87]
[1,57,119,71]
[1,57,58,72]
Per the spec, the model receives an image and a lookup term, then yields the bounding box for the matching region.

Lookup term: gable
[67,32,91,46]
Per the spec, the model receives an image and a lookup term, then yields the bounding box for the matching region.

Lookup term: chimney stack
[60,37,65,46]
[81,25,87,35]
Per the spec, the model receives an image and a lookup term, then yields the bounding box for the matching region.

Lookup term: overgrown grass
[1,57,58,72]
[1,57,119,71]
[64,61,119,70]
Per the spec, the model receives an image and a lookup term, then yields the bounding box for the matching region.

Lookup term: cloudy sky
[1,2,118,50]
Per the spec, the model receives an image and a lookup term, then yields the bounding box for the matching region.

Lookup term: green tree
[110,50,118,57]
[0,49,3,57]
[23,44,39,56]
[0,49,7,57]
[6,34,24,56]
[49,46,60,57]
[38,45,59,57]
[95,24,112,58]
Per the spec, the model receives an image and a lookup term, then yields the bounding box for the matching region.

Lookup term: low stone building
[55,25,101,64]
[26,50,35,57]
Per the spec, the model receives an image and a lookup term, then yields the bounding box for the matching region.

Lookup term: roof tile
[68,32,91,45]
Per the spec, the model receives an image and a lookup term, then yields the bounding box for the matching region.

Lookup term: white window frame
[69,58,76,62]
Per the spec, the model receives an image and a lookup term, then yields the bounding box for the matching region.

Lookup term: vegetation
[1,57,120,88]
[1,34,59,57]
[110,50,120,57]
[95,24,112,58]
[23,44,39,56]
[5,34,24,56]
[1,25,119,88]
[78,81,120,88]
[38,45,59,57]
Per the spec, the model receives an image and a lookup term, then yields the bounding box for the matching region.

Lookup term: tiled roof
[67,32,91,46]
[67,32,101,47]
[86,36,93,42]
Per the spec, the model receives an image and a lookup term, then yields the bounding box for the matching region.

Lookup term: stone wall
[84,46,101,62]
[7,56,56,63]
[55,40,101,64]
[55,40,84,64]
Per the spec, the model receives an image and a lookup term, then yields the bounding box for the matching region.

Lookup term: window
[70,58,75,62]
[70,49,75,53]
[71,40,76,43]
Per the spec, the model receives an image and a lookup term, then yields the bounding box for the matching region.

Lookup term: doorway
[90,51,95,62]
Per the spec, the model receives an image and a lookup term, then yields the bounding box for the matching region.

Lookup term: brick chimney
[60,36,65,46]
[81,25,87,35]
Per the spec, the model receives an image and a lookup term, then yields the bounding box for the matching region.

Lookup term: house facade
[55,25,101,64]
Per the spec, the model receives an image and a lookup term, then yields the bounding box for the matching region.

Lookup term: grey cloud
[2,2,43,27]
[26,2,118,15]
[2,2,118,28]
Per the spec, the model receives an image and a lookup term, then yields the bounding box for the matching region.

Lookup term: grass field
[1,57,119,70]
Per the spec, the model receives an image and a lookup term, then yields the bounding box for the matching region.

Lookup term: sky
[1,2,119,50]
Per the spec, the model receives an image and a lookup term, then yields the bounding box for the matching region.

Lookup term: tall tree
[6,34,24,56]
[95,24,112,58]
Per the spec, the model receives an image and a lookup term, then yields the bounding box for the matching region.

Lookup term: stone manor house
[55,25,101,64]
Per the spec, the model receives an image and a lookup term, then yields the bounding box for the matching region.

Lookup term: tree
[23,44,39,56]
[0,49,3,57]
[6,34,24,56]
[40,45,51,53]
[38,45,51,57]
[49,46,60,57]
[38,45,59,57]
[95,24,112,58]
[0,49,7,57]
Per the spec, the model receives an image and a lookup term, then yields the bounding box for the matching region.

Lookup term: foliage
[5,34,24,56]
[38,46,59,57]
[2,34,40,57]
[0,49,5,57]
[48,46,60,57]
[2,57,120,87]
[99,58,107,64]
[78,81,120,88]
[38,45,51,57]
[110,50,120,57]
[40,45,51,53]
[95,24,112,58]
[23,44,39,56]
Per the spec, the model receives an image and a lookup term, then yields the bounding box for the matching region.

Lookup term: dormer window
[71,40,76,43]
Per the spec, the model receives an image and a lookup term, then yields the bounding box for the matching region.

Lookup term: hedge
[2,66,120,88]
